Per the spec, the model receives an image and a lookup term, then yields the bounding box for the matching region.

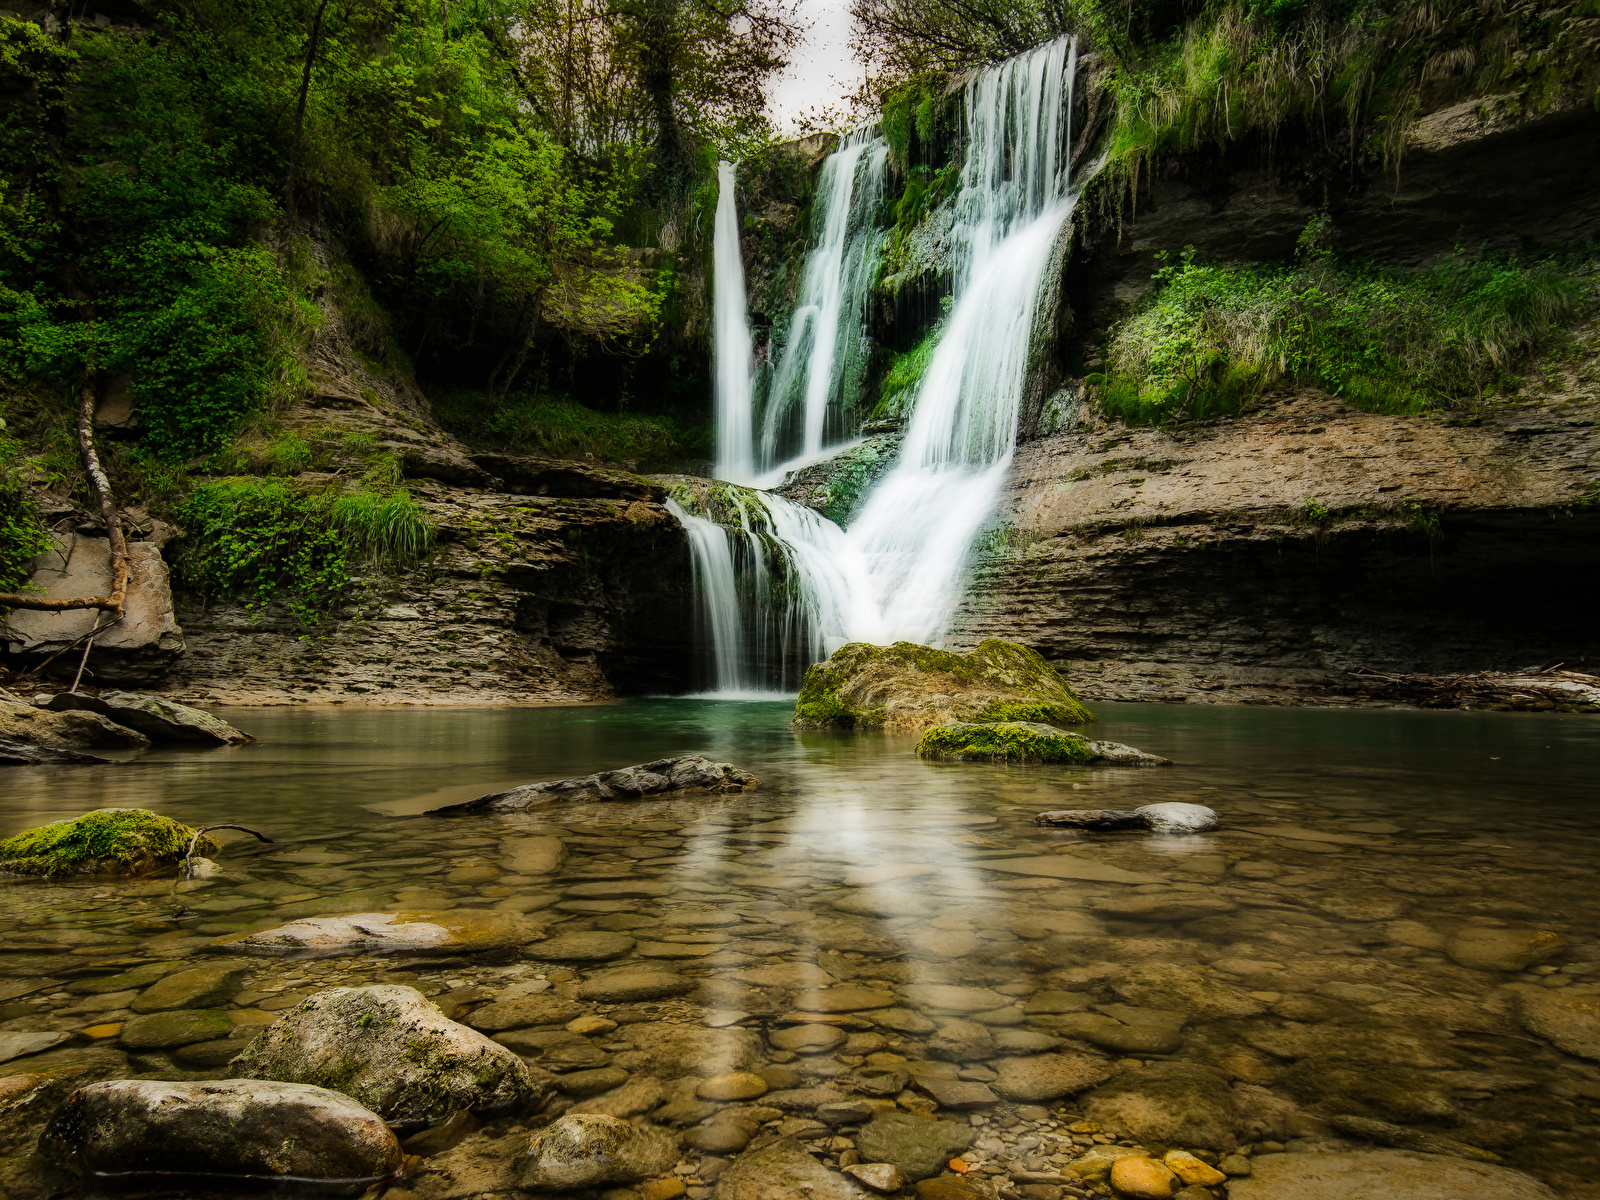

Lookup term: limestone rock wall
[953,383,1600,704]
[163,487,692,706]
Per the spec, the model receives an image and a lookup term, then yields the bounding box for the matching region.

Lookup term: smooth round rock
[575,969,694,1003]
[991,1054,1116,1102]
[119,1009,233,1050]
[1136,803,1218,833]
[696,1071,768,1101]
[682,1122,752,1154]
[1111,1156,1179,1199]
[1226,1150,1558,1199]
[39,1079,401,1181]
[769,1024,848,1053]
[533,932,637,962]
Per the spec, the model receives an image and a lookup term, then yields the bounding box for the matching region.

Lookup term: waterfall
[843,37,1078,645]
[712,161,757,484]
[666,482,868,694]
[680,41,1078,691]
[756,131,890,482]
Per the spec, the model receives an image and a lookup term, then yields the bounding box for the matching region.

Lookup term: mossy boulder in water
[917,721,1171,765]
[792,639,1094,734]
[0,808,216,877]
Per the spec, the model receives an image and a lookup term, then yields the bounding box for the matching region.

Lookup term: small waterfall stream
[680,40,1078,691]
[757,130,889,482]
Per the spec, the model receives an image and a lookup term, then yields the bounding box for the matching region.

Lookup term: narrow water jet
[757,131,889,480]
[713,160,757,485]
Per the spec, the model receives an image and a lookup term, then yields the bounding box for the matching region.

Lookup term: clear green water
[4,701,1600,1195]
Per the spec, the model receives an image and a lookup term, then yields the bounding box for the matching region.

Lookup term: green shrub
[433,390,708,466]
[0,426,49,592]
[1097,243,1589,425]
[175,478,433,620]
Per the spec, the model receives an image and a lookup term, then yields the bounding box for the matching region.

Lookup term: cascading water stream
[756,130,889,482]
[682,40,1077,691]
[842,37,1078,645]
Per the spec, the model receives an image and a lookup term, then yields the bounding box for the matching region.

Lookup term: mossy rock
[792,638,1094,734]
[0,808,216,877]
[917,721,1172,766]
[916,721,1095,763]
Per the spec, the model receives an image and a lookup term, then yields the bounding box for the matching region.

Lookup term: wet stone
[899,984,1010,1013]
[530,932,636,961]
[576,969,693,1003]
[714,1135,865,1200]
[990,1053,1115,1102]
[854,1110,976,1182]
[557,1065,630,1095]
[119,1008,233,1049]
[128,963,252,1013]
[771,1023,849,1053]
[466,994,584,1031]
[515,1113,677,1190]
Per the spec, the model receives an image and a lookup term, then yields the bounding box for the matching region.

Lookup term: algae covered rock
[228,984,547,1127]
[916,721,1171,765]
[431,754,759,813]
[791,639,1094,734]
[0,808,216,877]
[40,1079,401,1183]
[514,1113,676,1189]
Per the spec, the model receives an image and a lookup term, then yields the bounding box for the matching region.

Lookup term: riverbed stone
[609,1022,761,1078]
[0,808,209,877]
[991,1053,1116,1102]
[129,963,252,1013]
[467,994,585,1031]
[1516,988,1600,1059]
[854,1110,976,1182]
[514,1113,676,1189]
[1110,962,1265,1020]
[923,1018,994,1062]
[796,987,897,1012]
[217,909,542,957]
[435,756,759,813]
[1084,1062,1238,1151]
[763,1085,850,1112]
[576,968,694,1003]
[229,985,545,1125]
[732,963,836,989]
[871,1007,938,1033]
[716,1134,866,1199]
[912,1075,997,1109]
[1094,894,1237,922]
[1446,927,1566,972]
[119,1008,233,1049]
[697,1071,768,1100]
[899,984,1010,1013]
[0,1031,72,1063]
[38,1079,401,1181]
[1135,803,1218,833]
[557,1066,630,1096]
[1111,1157,1179,1199]
[772,1023,849,1053]
[1226,1150,1559,1199]
[492,1029,609,1069]
[528,932,636,961]
[845,1162,903,1193]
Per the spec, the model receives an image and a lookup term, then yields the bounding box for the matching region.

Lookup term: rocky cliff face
[955,359,1598,704]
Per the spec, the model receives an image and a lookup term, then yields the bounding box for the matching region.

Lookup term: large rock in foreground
[39,1079,401,1182]
[4,533,184,684]
[40,691,252,745]
[229,985,547,1127]
[215,909,543,957]
[792,639,1094,734]
[1227,1149,1558,1199]
[0,808,215,877]
[431,754,758,813]
[917,721,1170,765]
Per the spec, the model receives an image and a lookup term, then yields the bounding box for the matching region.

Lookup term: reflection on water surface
[3,701,1599,1197]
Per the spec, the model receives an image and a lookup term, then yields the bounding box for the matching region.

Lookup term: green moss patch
[0,808,216,877]
[793,638,1094,730]
[916,721,1095,763]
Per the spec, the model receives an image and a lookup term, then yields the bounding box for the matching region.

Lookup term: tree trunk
[283,0,333,225]
[0,375,128,614]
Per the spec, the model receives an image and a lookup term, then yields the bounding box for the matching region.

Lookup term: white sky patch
[766,0,867,134]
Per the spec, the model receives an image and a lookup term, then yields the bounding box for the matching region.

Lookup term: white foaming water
[712,161,756,484]
[668,485,870,693]
[758,131,889,478]
[843,37,1078,645]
